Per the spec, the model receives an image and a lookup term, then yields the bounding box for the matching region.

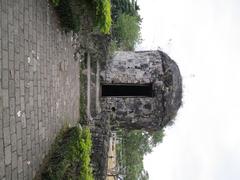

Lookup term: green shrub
[79,128,93,180]
[51,0,60,6]
[40,126,94,180]
[54,0,80,32]
[96,0,112,34]
[51,0,112,34]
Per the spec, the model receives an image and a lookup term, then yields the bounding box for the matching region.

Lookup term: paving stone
[2,50,8,69]
[19,63,25,80]
[0,99,2,139]
[18,171,24,180]
[11,151,17,169]
[12,167,18,180]
[16,121,22,140]
[2,89,9,108]
[26,135,31,151]
[15,105,21,123]
[22,144,27,161]
[3,126,11,146]
[0,160,5,179]
[1,30,8,50]
[10,116,16,134]
[0,58,2,80]
[5,165,11,180]
[20,96,25,112]
[8,6,14,24]
[15,71,20,88]
[4,145,11,165]
[8,42,14,60]
[0,0,80,178]
[20,80,25,96]
[3,108,9,128]
[0,139,4,160]
[22,128,27,145]
[14,52,20,70]
[8,24,14,44]
[9,80,15,97]
[9,61,14,79]
[18,156,23,173]
[2,69,9,89]
[9,97,15,115]
[15,88,20,105]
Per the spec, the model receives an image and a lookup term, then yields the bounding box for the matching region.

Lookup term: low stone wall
[91,113,110,180]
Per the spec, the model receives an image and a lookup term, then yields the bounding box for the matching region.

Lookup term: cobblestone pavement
[0,0,80,179]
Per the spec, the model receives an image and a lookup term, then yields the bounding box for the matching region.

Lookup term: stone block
[8,42,14,60]
[16,121,22,140]
[19,63,24,80]
[3,108,9,128]
[0,139,4,160]
[20,97,25,112]
[12,168,18,180]
[11,133,17,152]
[20,80,25,96]
[5,164,11,180]
[9,98,15,116]
[9,61,14,80]
[10,116,16,134]
[22,128,26,145]
[8,24,14,44]
[11,151,17,169]
[9,80,15,98]
[17,156,23,173]
[2,50,8,69]
[1,27,8,48]
[2,89,9,108]
[4,145,11,165]
[15,71,20,88]
[3,126,11,146]
[18,172,24,180]
[17,139,23,158]
[15,88,20,105]
[2,69,9,89]
[0,160,5,178]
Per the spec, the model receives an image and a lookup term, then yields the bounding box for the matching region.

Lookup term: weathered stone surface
[100,50,182,131]
[90,113,110,180]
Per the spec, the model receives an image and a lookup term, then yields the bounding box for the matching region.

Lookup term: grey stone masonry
[0,0,80,179]
[100,51,182,131]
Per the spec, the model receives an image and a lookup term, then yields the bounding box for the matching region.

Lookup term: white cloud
[138,0,240,179]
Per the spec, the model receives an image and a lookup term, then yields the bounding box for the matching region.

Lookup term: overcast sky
[137,0,240,179]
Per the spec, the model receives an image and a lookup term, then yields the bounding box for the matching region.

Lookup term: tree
[110,0,141,50]
[113,14,141,50]
[139,170,149,180]
[111,0,141,21]
[118,129,165,180]
[149,129,165,148]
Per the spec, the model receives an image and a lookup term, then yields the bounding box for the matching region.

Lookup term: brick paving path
[0,0,80,179]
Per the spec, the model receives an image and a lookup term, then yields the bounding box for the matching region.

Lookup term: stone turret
[99,50,182,131]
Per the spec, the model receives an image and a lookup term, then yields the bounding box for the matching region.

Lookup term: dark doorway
[101,84,154,97]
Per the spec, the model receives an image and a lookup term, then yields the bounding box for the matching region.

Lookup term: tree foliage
[111,0,141,50]
[111,0,140,22]
[118,129,165,180]
[113,14,141,50]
